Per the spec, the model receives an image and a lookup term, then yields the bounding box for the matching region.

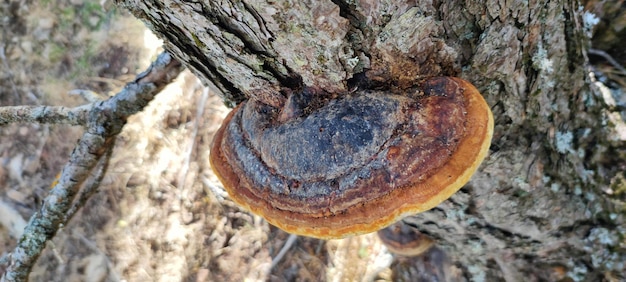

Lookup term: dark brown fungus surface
[210,77,494,239]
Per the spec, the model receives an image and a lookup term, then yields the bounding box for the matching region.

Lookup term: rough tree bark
[114,0,625,280]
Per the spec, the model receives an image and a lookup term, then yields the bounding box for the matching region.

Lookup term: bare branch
[64,146,114,222]
[0,105,90,126]
[1,52,184,282]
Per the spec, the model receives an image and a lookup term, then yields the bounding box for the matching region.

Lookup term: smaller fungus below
[377,221,433,256]
[210,77,494,239]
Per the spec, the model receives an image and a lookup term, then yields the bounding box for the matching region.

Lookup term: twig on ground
[86,76,127,88]
[0,46,21,101]
[47,242,65,265]
[201,176,227,201]
[73,232,122,282]
[68,89,105,103]
[0,200,27,239]
[588,49,626,76]
[178,84,209,224]
[178,85,209,191]
[270,234,298,270]
[1,52,184,282]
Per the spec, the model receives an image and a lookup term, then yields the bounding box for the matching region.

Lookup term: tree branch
[0,105,90,126]
[65,146,114,223]
[1,51,184,282]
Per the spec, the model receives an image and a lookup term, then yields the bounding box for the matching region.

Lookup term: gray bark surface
[115,0,626,280]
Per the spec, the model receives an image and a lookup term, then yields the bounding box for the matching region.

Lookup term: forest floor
[0,1,450,281]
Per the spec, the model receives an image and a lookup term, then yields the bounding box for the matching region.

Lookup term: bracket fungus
[210,77,494,239]
[377,221,434,256]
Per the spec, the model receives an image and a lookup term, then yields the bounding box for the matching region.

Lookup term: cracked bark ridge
[119,1,458,106]
[118,0,304,107]
[210,77,493,239]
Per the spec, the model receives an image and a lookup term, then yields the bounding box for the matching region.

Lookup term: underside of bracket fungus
[210,77,494,239]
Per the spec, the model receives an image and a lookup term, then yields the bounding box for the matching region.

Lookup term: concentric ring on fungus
[210,77,494,239]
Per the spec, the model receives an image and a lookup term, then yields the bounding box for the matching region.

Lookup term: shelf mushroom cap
[210,77,494,239]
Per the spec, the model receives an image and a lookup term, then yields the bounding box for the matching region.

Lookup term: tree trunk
[115,0,626,280]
